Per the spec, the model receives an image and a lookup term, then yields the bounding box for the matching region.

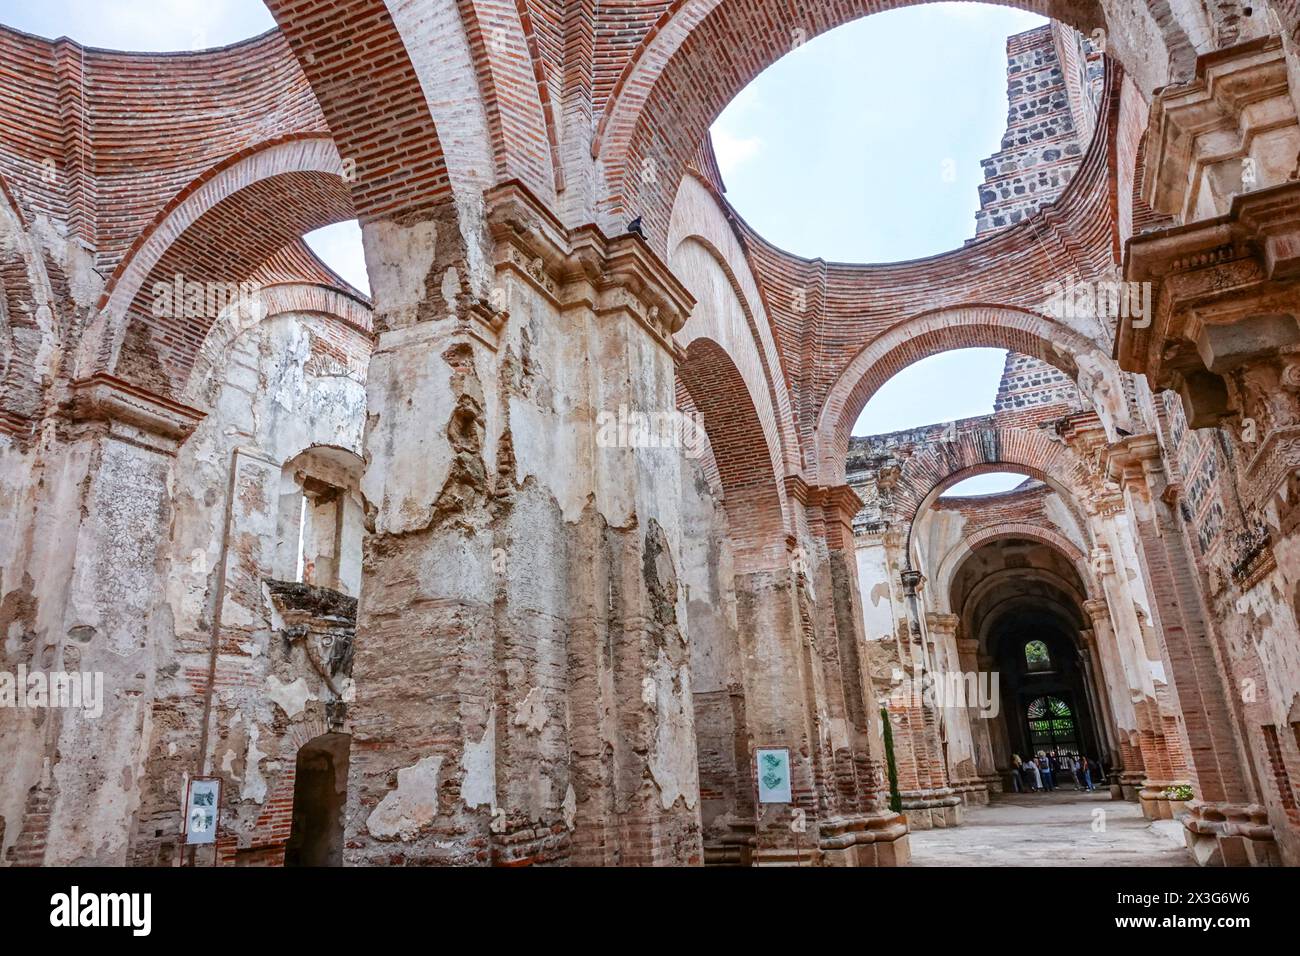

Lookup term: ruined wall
[974,23,1101,236]
[130,297,370,866]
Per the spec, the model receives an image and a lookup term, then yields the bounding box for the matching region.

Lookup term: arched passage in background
[950,538,1114,794]
[81,136,356,395]
[593,0,1120,241]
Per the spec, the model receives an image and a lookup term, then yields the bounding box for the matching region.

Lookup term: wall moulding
[485,180,695,354]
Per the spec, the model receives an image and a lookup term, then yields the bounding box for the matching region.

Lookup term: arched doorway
[285,732,350,867]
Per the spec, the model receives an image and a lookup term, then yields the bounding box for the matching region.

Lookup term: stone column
[345,186,702,866]
[1,376,202,865]
[1082,598,1143,800]
[800,483,909,865]
[956,636,999,797]
[927,613,986,806]
[891,569,961,829]
[1088,508,1188,818]
[1077,625,1123,783]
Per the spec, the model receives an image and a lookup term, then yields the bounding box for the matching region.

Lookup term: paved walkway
[908,790,1193,866]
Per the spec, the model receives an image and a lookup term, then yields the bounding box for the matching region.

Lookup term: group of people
[1010,751,1100,793]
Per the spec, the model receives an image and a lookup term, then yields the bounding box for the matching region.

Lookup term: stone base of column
[1139,781,1191,820]
[1118,771,1143,802]
[817,810,911,866]
[1183,802,1281,867]
[900,788,963,829]
[950,778,990,806]
[703,822,755,867]
[979,772,1004,795]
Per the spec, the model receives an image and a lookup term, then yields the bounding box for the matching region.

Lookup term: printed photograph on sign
[184,777,221,845]
[755,747,792,803]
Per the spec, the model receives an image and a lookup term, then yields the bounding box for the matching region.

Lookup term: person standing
[1010,754,1024,793]
[1080,755,1095,792]
[1028,754,1042,791]
[1039,752,1054,791]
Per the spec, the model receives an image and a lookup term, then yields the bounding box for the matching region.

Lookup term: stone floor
[908,790,1194,866]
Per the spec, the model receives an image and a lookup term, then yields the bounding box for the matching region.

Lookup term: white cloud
[3,0,275,51]
[711,128,764,179]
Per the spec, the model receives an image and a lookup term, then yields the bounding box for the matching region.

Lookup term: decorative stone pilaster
[3,376,203,864]
[889,570,961,829]
[926,613,987,806]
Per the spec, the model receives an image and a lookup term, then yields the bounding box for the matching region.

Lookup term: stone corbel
[899,569,925,597]
[64,373,205,455]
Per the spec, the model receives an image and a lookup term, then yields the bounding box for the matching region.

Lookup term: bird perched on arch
[626,216,645,238]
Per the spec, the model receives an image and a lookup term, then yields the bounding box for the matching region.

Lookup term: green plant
[880,706,903,813]
[1164,784,1194,801]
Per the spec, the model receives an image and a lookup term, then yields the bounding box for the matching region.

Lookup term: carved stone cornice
[63,374,205,454]
[1142,35,1298,224]
[1120,183,1300,419]
[485,180,694,353]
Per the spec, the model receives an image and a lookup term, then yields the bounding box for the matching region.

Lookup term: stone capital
[925,611,959,636]
[485,180,694,353]
[1082,598,1111,627]
[64,374,205,454]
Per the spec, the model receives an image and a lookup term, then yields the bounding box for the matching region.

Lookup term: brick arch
[814,305,1101,484]
[934,523,1095,611]
[0,172,57,432]
[593,0,1109,242]
[262,0,455,223]
[77,136,354,396]
[183,282,373,406]
[669,174,801,474]
[889,424,1093,554]
[678,337,789,573]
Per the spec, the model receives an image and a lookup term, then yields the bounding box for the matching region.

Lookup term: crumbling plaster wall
[129,301,370,865]
[344,201,704,867]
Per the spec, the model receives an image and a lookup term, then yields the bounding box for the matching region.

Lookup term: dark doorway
[285,732,350,866]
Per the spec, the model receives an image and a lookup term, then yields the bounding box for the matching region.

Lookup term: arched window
[1024,639,1051,671]
[1026,696,1078,754]
[274,446,365,596]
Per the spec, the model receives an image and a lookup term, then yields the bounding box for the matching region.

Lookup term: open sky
[1,0,1034,494]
